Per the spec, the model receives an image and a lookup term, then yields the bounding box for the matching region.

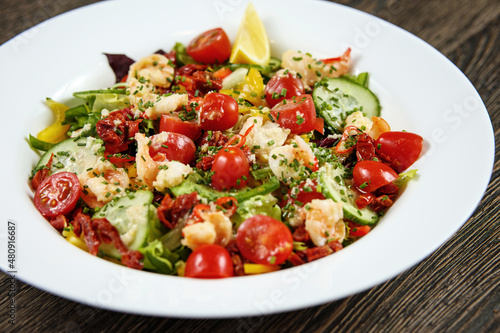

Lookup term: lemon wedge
[229,2,270,66]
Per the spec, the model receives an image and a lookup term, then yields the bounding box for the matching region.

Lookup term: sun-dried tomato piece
[292,224,310,243]
[121,251,144,270]
[191,70,223,94]
[226,240,245,276]
[96,108,142,153]
[356,133,376,161]
[288,252,306,266]
[72,212,100,256]
[327,240,343,252]
[177,64,208,76]
[157,192,199,229]
[371,195,395,213]
[92,218,144,270]
[198,130,228,147]
[49,214,68,232]
[302,245,333,262]
[195,155,215,171]
[32,154,54,190]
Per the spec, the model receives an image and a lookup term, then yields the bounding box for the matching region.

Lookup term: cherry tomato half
[265,71,305,108]
[375,131,423,173]
[211,147,250,191]
[149,132,196,165]
[270,94,324,134]
[34,172,81,218]
[199,93,239,131]
[159,114,202,142]
[184,244,234,279]
[289,179,325,205]
[353,160,399,193]
[186,28,231,64]
[236,215,293,265]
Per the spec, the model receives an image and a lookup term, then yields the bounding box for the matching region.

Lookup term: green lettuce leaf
[139,239,179,275]
[232,194,282,226]
[393,169,418,187]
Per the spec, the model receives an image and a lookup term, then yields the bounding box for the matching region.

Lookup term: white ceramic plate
[0,0,494,318]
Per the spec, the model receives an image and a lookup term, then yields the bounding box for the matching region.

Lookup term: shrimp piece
[239,116,290,162]
[126,54,176,117]
[303,199,345,247]
[369,116,391,140]
[344,111,373,134]
[153,161,192,193]
[127,76,157,117]
[181,211,233,250]
[127,54,174,89]
[320,48,351,79]
[281,49,351,89]
[78,160,130,208]
[134,132,158,189]
[181,222,216,250]
[144,93,188,120]
[268,135,318,183]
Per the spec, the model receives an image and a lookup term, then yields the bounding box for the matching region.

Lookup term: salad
[28,13,423,278]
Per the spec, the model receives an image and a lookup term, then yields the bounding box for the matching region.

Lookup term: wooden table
[1,0,498,331]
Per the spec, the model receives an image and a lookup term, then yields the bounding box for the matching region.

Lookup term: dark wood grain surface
[1,0,498,332]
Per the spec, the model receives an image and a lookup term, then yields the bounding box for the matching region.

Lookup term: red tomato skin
[289,179,325,205]
[148,132,196,165]
[265,72,305,108]
[348,221,371,237]
[186,28,231,64]
[270,94,324,134]
[159,114,202,142]
[211,147,250,191]
[199,93,239,131]
[375,131,423,173]
[353,160,399,193]
[184,244,234,279]
[34,172,81,218]
[236,215,293,265]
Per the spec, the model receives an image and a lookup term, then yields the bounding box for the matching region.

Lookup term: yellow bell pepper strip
[62,228,88,252]
[243,263,280,275]
[220,67,266,107]
[36,98,71,143]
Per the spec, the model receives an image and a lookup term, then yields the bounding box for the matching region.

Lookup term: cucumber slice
[318,163,379,225]
[73,88,127,100]
[93,191,154,259]
[313,77,381,133]
[34,137,103,176]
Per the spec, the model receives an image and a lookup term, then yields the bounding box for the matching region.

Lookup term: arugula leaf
[173,42,197,67]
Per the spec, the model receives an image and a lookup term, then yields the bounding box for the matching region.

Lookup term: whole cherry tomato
[199,93,239,131]
[265,71,305,108]
[270,94,324,134]
[34,172,81,218]
[148,132,196,165]
[159,114,202,142]
[211,147,250,191]
[352,160,399,193]
[375,131,423,173]
[236,215,293,265]
[184,244,234,278]
[186,28,231,64]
